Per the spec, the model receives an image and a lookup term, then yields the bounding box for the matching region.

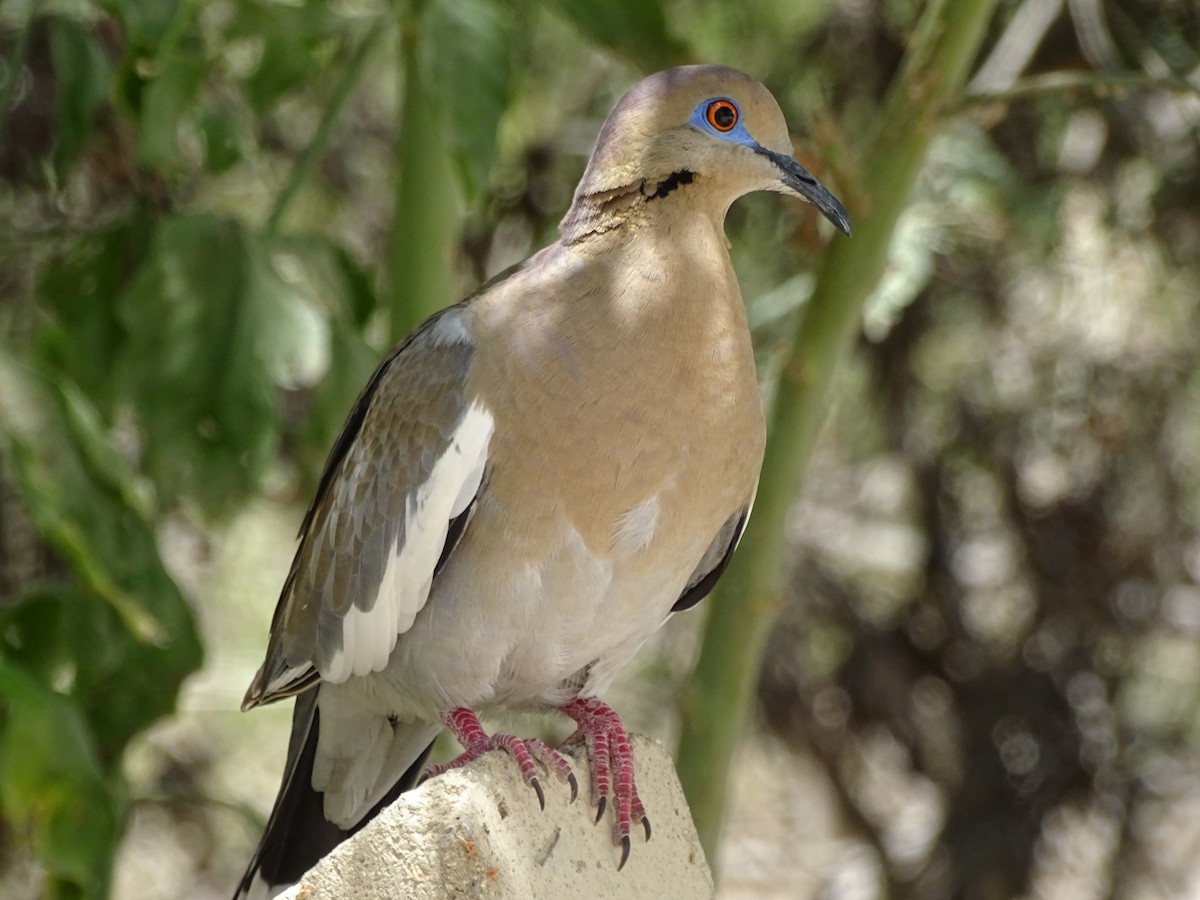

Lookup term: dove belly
[373,490,710,720]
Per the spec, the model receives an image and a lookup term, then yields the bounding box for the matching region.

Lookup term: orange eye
[706,99,738,132]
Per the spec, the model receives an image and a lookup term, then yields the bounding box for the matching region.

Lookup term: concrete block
[279,734,713,899]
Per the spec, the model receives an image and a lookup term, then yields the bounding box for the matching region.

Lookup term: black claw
[618,834,631,871]
[531,777,545,811]
[642,816,652,842]
[594,795,607,824]
[567,772,579,804]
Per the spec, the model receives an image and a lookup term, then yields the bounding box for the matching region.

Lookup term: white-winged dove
[235,64,850,898]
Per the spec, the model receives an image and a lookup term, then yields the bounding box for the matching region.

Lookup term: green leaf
[48,16,112,170]
[420,0,515,198]
[230,0,341,113]
[137,38,205,168]
[58,381,155,521]
[115,215,272,508]
[37,213,154,416]
[542,0,688,71]
[199,102,244,173]
[0,592,65,688]
[330,244,378,328]
[63,558,200,763]
[100,0,185,50]
[0,357,152,642]
[115,214,319,511]
[271,234,379,327]
[0,655,123,898]
[264,235,380,483]
[0,355,203,760]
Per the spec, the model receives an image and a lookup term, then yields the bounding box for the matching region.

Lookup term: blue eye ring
[705,99,739,132]
[690,97,754,147]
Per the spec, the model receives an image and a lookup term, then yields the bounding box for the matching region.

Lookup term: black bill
[752,143,852,237]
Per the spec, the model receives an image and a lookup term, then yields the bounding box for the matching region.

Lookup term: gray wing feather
[244,307,486,707]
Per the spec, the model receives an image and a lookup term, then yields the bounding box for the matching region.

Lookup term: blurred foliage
[752,3,1200,897]
[0,0,1197,898]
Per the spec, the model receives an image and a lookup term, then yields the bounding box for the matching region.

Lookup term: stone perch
[278,735,713,899]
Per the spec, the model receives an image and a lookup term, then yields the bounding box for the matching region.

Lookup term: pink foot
[426,707,578,809]
[561,697,651,869]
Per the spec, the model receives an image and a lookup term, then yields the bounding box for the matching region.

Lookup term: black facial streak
[647,169,694,201]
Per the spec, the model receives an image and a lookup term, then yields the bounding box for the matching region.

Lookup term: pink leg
[561,697,651,869]
[425,708,578,809]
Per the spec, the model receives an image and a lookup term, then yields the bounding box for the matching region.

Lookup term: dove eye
[705,99,738,132]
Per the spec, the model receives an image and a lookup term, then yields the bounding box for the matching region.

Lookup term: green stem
[675,0,1001,871]
[386,16,461,341]
[265,25,385,236]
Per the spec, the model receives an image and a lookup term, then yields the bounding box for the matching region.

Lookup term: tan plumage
[236,64,849,899]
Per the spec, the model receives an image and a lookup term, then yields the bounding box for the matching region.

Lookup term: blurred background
[2,0,1199,898]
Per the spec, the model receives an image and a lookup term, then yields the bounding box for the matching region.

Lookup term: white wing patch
[324,402,494,683]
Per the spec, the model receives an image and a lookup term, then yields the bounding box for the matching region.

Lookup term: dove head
[562,65,850,240]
